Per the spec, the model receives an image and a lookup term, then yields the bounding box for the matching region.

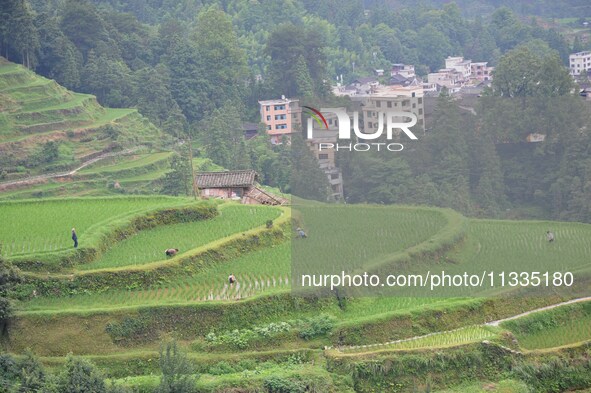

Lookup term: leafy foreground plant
[156,341,199,393]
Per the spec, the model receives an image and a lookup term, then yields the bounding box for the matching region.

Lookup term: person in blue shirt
[71,228,78,248]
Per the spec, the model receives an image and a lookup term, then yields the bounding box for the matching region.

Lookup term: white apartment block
[569,51,591,76]
[352,84,425,135]
[445,56,472,78]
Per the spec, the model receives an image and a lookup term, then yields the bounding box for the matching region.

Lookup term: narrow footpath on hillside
[0,147,141,191]
[331,296,591,353]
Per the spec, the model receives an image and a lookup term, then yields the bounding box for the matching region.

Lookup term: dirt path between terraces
[485,296,591,327]
[333,296,591,353]
[0,147,141,191]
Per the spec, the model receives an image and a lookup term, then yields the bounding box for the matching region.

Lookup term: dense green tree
[373,23,403,62]
[163,106,189,138]
[55,356,107,393]
[200,103,249,170]
[18,351,46,392]
[492,46,543,99]
[156,342,197,393]
[266,23,328,97]
[489,7,531,52]
[0,254,20,337]
[35,13,81,89]
[290,134,330,201]
[416,25,452,71]
[0,0,40,67]
[293,55,315,100]
[59,0,110,60]
[132,66,179,127]
[80,50,132,107]
[39,141,59,163]
[572,35,584,53]
[161,152,192,197]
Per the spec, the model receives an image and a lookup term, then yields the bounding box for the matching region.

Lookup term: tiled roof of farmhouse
[196,170,257,188]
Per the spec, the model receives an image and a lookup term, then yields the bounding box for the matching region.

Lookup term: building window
[275,124,287,130]
[368,122,373,128]
[330,173,339,179]
[376,101,381,108]
[419,108,423,115]
[387,101,392,108]
[267,125,271,130]
[266,106,270,111]
[319,153,329,160]
[274,114,286,120]
[412,92,416,97]
[412,103,416,108]
[418,98,423,104]
[274,105,286,110]
[266,115,270,121]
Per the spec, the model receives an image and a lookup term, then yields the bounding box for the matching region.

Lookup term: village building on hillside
[258,96,302,144]
[351,83,426,131]
[390,63,416,78]
[304,115,344,201]
[196,170,288,205]
[569,51,591,76]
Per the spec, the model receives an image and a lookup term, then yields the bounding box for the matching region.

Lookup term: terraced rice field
[79,205,282,270]
[502,301,591,350]
[340,325,497,353]
[452,220,591,273]
[511,315,591,350]
[292,204,451,274]
[23,241,291,311]
[78,152,173,175]
[0,197,190,257]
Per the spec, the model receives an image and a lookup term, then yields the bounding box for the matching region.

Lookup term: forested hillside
[1,0,590,220]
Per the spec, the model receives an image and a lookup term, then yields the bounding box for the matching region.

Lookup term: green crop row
[502,301,591,350]
[80,204,281,270]
[0,196,193,260]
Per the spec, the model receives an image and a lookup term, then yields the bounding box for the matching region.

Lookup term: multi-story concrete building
[305,126,344,201]
[470,62,494,82]
[427,68,464,94]
[390,64,416,78]
[352,83,425,135]
[259,96,344,200]
[569,51,591,76]
[445,56,472,79]
[258,96,302,144]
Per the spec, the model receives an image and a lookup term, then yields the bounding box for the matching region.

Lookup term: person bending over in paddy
[546,231,555,242]
[165,248,179,257]
[71,228,78,248]
[296,227,307,239]
[228,273,236,285]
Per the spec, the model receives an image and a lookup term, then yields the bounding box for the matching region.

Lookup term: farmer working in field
[228,273,236,285]
[546,231,555,242]
[165,248,179,257]
[296,227,307,239]
[71,228,78,248]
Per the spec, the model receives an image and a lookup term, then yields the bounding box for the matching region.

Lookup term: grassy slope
[0,58,171,196]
